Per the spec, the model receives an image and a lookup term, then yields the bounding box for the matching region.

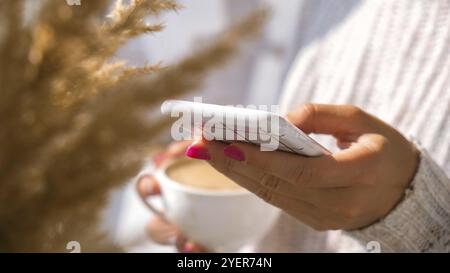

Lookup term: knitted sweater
[253,0,450,253]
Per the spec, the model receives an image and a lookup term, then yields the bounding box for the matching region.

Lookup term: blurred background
[105,0,311,252]
[10,0,362,252]
[6,0,447,253]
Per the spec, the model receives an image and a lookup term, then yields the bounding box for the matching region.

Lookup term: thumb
[286,104,378,138]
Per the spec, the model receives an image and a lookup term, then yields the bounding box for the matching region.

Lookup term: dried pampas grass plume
[0,0,267,252]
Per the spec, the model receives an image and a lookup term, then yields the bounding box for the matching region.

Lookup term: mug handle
[135,172,167,221]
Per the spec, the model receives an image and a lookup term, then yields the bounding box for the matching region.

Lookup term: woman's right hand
[136,141,208,253]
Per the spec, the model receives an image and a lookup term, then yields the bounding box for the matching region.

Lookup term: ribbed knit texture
[350,144,450,252]
[253,0,449,252]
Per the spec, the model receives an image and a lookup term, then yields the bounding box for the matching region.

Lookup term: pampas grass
[0,0,267,252]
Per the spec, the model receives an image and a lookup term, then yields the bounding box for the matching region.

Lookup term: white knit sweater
[253,0,450,253]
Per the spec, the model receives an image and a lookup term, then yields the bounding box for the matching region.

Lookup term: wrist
[347,143,450,252]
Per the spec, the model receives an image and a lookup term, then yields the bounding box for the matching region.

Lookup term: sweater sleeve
[348,144,450,252]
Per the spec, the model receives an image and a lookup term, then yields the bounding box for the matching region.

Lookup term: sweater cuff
[348,144,450,252]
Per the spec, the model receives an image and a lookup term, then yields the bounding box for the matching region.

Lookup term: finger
[211,161,313,210]
[276,197,344,230]
[204,140,361,188]
[143,142,192,196]
[176,236,209,253]
[167,140,193,157]
[175,235,187,251]
[146,217,178,245]
[137,175,161,197]
[152,152,167,167]
[210,160,288,207]
[221,160,365,223]
[153,141,193,166]
[210,161,348,230]
[211,162,345,228]
[204,140,315,185]
[286,104,376,136]
[209,155,309,199]
[304,186,362,212]
[280,194,355,231]
[283,205,339,232]
[203,142,364,204]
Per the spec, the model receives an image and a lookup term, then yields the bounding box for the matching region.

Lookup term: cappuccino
[167,159,243,192]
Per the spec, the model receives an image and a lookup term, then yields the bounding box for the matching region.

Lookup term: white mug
[139,159,280,252]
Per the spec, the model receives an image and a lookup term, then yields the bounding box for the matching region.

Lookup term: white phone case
[161,100,329,157]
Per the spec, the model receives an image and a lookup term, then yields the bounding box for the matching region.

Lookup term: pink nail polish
[185,144,211,160]
[223,145,245,162]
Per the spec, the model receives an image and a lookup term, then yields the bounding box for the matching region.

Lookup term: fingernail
[182,242,195,253]
[223,145,245,162]
[185,144,211,160]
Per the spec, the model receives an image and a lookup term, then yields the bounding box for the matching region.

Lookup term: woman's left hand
[185,104,419,230]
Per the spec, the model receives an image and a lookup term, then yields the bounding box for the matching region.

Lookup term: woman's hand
[186,104,420,230]
[137,141,207,252]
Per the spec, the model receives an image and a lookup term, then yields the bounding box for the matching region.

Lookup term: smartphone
[161,100,329,157]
